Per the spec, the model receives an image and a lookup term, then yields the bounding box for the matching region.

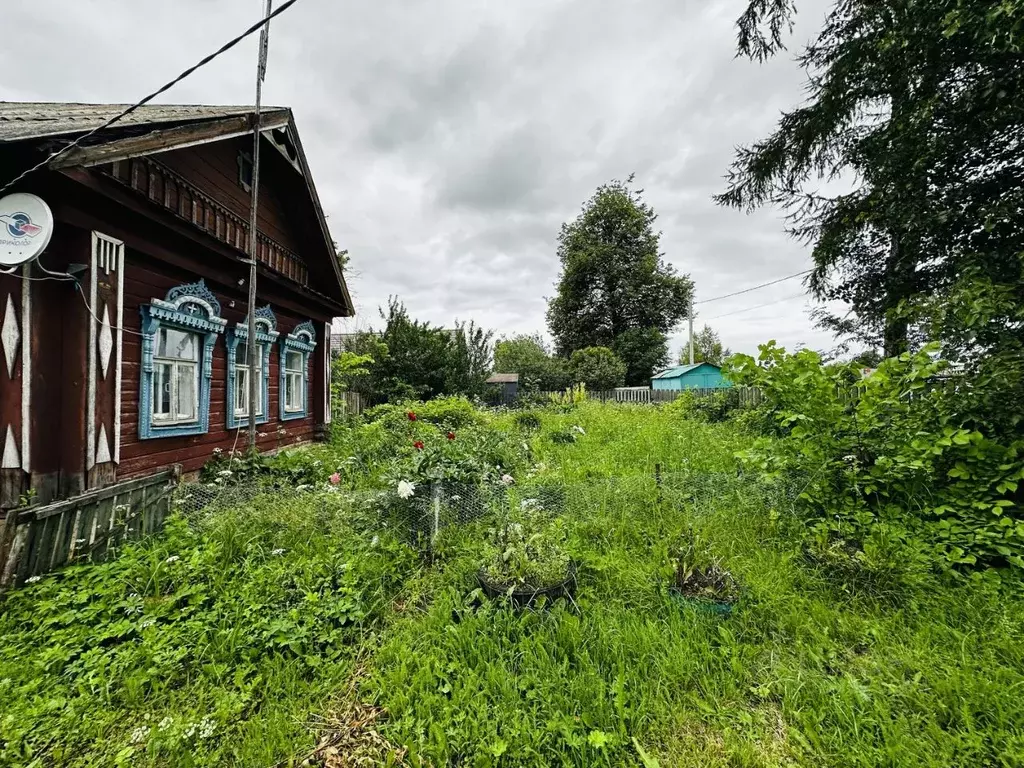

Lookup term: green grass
[1,401,1022,767]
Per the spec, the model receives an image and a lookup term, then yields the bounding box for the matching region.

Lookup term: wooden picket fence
[535,386,763,407]
[0,469,176,591]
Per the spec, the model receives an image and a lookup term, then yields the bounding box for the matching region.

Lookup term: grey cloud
[2,0,839,355]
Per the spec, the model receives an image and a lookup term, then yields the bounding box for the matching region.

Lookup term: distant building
[486,372,519,403]
[651,363,731,390]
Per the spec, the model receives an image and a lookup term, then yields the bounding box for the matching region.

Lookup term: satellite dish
[0,193,54,267]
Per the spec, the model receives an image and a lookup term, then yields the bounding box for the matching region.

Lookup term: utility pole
[246,0,272,451]
[688,294,694,365]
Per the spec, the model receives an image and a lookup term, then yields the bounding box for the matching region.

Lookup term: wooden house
[0,102,353,510]
[650,362,731,390]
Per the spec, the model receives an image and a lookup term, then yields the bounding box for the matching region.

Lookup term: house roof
[0,101,352,316]
[651,362,719,379]
[486,373,520,384]
[0,102,287,143]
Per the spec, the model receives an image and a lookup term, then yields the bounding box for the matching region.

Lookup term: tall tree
[717,0,1024,363]
[547,177,693,385]
[679,325,732,366]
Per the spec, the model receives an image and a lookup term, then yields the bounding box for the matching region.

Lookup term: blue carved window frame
[225,305,278,429]
[138,279,226,439]
[279,320,317,421]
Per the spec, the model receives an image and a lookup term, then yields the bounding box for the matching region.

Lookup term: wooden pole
[246,0,273,451]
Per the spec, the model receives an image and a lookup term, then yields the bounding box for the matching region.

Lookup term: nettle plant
[481,500,571,591]
[727,342,1024,574]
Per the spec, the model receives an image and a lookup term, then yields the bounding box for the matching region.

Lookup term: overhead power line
[704,291,808,321]
[694,269,812,305]
[0,0,302,196]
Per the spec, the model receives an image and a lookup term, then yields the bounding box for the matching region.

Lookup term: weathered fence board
[0,469,176,591]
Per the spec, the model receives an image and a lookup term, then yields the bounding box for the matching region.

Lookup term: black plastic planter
[478,561,578,609]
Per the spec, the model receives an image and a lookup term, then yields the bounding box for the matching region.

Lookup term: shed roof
[486,373,520,384]
[0,102,285,143]
[651,362,720,379]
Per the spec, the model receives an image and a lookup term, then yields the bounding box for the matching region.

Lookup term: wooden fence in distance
[0,470,176,591]
[535,386,763,407]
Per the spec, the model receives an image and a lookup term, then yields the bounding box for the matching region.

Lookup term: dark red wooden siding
[157,137,303,257]
[118,254,320,479]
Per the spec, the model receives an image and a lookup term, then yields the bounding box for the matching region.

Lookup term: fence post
[431,481,441,548]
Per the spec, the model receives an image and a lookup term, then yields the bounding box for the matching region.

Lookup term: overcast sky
[1,0,848,359]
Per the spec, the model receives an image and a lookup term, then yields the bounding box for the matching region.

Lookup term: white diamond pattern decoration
[2,425,19,469]
[1,293,19,378]
[98,302,113,379]
[96,423,112,465]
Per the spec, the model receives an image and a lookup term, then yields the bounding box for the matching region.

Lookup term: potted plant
[667,529,740,613]
[478,507,575,608]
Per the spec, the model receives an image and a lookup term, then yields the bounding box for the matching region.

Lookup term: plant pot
[477,561,577,609]
[668,588,735,615]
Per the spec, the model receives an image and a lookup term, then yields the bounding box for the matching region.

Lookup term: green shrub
[727,342,1024,575]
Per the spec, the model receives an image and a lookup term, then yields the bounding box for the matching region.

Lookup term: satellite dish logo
[0,212,43,239]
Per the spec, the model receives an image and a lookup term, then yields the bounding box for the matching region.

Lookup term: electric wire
[0,0,301,196]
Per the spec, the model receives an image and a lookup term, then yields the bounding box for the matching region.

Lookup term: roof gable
[0,101,352,316]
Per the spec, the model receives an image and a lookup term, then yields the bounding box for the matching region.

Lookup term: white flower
[371,535,380,547]
[572,425,586,435]
[271,548,286,556]
[130,725,150,744]
[520,498,540,510]
[397,480,417,499]
[501,474,515,486]
[26,575,42,584]
[165,555,180,564]
[296,484,312,491]
[217,470,233,478]
[158,716,174,730]
[140,618,156,629]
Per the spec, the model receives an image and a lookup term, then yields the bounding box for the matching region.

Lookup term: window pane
[159,328,198,360]
[154,363,172,417]
[235,368,248,415]
[286,372,303,410]
[286,350,302,372]
[176,363,197,420]
[235,342,249,366]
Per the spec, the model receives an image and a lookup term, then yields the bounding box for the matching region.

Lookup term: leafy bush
[727,342,1024,574]
[481,504,571,590]
[514,411,543,431]
[664,389,740,423]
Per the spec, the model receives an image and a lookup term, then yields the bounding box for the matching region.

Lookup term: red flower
[407,411,417,421]
[446,431,456,440]
[413,440,425,450]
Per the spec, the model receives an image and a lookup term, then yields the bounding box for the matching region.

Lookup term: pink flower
[329,473,341,485]
[413,441,425,450]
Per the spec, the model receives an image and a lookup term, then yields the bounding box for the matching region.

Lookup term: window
[233,342,265,418]
[284,349,304,412]
[225,306,277,429]
[139,279,226,439]
[279,320,317,421]
[153,327,200,424]
[238,150,253,191]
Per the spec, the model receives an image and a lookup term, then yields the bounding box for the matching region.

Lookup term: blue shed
[651,362,731,390]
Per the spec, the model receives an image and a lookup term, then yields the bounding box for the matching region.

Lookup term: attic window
[237,150,253,192]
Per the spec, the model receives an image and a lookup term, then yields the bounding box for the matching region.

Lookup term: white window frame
[232,343,266,419]
[151,328,201,425]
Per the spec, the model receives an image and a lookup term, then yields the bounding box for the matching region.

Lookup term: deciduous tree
[547,177,692,384]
